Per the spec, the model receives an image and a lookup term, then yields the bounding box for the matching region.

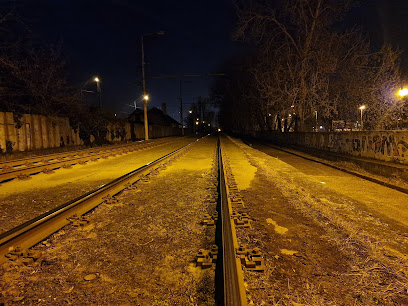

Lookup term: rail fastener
[196,245,218,269]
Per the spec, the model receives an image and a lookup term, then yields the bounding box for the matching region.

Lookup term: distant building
[128,107,180,128]
[128,105,181,139]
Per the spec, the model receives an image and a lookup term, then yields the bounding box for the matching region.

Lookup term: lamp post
[141,31,164,140]
[81,76,101,107]
[359,105,366,130]
[397,88,408,130]
[94,77,101,108]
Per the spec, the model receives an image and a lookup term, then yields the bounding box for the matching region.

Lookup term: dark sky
[7,0,408,121]
[15,0,244,120]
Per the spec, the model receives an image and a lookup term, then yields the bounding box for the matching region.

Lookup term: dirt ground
[0,138,192,234]
[221,136,408,305]
[0,136,218,305]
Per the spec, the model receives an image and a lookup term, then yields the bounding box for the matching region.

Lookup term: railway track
[0,135,254,305]
[245,140,408,195]
[0,137,175,183]
[0,139,195,265]
[0,136,408,305]
[3,135,408,304]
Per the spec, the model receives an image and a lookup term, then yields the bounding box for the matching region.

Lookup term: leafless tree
[0,10,79,117]
[234,0,402,131]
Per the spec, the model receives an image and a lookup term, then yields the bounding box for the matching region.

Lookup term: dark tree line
[0,9,125,146]
[215,0,404,133]
[0,10,80,118]
[184,97,216,133]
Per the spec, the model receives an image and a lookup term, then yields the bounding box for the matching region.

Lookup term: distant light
[196,118,199,120]
[319,125,323,129]
[94,77,100,82]
[268,113,272,117]
[398,88,408,97]
[189,110,192,114]
[218,128,221,132]
[359,105,366,110]
[195,122,199,125]
[144,95,149,101]
[288,114,291,117]
[208,124,210,126]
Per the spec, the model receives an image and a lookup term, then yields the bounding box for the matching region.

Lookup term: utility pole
[140,31,165,141]
[141,35,149,140]
[179,80,184,136]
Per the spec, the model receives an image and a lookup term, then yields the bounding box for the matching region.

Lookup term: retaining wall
[0,112,82,152]
[259,131,408,165]
[0,112,181,152]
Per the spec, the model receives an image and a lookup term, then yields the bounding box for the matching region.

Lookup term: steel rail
[0,138,174,183]
[0,140,195,265]
[0,141,144,169]
[262,143,408,195]
[219,138,248,306]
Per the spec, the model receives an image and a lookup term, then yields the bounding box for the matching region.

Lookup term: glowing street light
[143,95,149,101]
[81,76,101,107]
[359,105,366,130]
[398,88,408,97]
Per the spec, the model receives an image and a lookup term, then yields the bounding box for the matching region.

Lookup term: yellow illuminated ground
[0,136,218,305]
[0,138,193,233]
[222,136,408,305]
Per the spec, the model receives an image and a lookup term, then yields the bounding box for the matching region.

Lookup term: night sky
[15,0,244,120]
[8,0,408,121]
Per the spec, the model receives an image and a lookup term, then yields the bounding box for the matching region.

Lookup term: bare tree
[234,0,402,131]
[0,10,78,117]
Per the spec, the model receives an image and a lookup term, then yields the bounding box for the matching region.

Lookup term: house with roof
[128,104,181,139]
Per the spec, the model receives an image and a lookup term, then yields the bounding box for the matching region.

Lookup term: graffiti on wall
[320,132,408,163]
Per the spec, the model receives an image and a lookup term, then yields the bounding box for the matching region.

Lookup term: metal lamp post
[81,76,101,105]
[397,88,408,130]
[141,31,164,141]
[94,77,101,108]
[359,105,366,130]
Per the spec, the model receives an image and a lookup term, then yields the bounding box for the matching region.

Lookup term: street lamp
[95,77,101,108]
[398,88,408,97]
[141,31,165,140]
[359,105,366,130]
[81,76,101,107]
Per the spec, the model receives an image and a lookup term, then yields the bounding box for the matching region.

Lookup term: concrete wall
[260,131,408,165]
[0,111,181,152]
[0,112,82,152]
